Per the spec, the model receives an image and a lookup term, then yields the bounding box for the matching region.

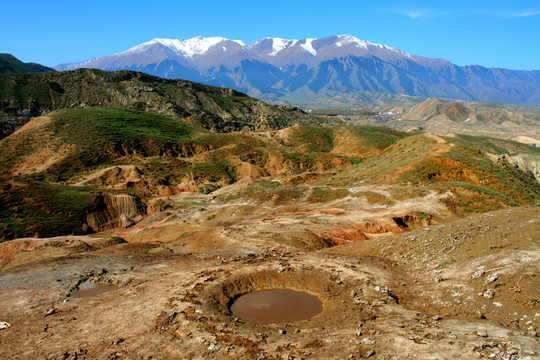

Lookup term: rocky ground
[0,186,538,359]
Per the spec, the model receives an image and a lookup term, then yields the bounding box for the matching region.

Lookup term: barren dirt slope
[0,204,538,359]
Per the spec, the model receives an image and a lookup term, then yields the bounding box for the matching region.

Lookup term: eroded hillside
[0,69,327,138]
[0,105,539,359]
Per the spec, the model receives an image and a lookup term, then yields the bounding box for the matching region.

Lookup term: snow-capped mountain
[55,35,540,106]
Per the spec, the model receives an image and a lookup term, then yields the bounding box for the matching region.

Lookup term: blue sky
[1,0,539,70]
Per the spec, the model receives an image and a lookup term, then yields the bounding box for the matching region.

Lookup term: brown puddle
[230,289,322,324]
[73,279,116,298]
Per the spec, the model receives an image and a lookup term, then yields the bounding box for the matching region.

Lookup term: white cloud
[390,9,456,19]
[389,8,540,20]
[508,10,540,18]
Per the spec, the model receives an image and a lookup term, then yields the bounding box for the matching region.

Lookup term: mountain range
[55,35,540,107]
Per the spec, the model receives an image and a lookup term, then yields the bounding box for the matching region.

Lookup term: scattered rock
[112,338,124,346]
[485,273,500,284]
[477,330,488,338]
[43,309,56,317]
[365,350,375,357]
[482,289,496,299]
[471,270,485,279]
[361,338,376,345]
[0,321,11,330]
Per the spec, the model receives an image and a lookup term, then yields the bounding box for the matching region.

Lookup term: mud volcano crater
[231,289,322,324]
[204,268,360,327]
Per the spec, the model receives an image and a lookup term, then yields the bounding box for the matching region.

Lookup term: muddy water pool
[73,279,116,298]
[230,289,322,324]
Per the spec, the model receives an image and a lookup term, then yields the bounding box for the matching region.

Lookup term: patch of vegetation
[449,134,540,156]
[0,179,93,241]
[438,258,456,267]
[444,181,522,213]
[48,81,64,94]
[308,187,350,202]
[353,191,395,205]
[291,126,334,152]
[402,144,539,207]
[44,108,195,181]
[52,107,193,143]
[184,160,237,183]
[222,180,306,205]
[341,125,410,150]
[416,211,431,220]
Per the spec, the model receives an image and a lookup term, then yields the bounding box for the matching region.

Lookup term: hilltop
[0,53,55,74]
[0,68,327,138]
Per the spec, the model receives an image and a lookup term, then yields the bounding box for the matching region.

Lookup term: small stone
[0,321,11,330]
[485,273,500,284]
[483,289,496,299]
[112,338,124,345]
[361,338,376,345]
[476,330,488,337]
[366,350,375,357]
[433,315,441,321]
[434,276,444,283]
[471,270,485,279]
[278,329,286,335]
[43,309,56,317]
[476,311,486,319]
[356,330,363,336]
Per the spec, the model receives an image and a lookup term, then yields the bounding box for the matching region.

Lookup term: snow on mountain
[333,35,413,59]
[300,38,317,56]
[53,35,540,106]
[125,36,245,58]
[267,38,298,56]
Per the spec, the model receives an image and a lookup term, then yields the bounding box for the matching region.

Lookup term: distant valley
[340,98,540,146]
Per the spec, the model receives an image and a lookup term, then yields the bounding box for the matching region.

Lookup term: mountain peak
[52,35,540,107]
[127,36,245,57]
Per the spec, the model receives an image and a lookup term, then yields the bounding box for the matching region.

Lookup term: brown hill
[1,106,538,241]
[401,98,471,122]
[0,69,329,138]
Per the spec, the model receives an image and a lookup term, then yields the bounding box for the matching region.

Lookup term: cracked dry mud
[0,191,538,359]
